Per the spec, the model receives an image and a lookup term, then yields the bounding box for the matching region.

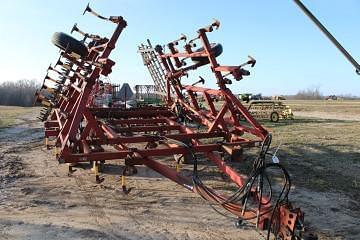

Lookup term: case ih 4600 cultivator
[34,4,317,240]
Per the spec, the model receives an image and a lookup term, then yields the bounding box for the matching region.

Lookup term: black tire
[51,32,88,58]
[270,112,279,122]
[191,43,223,64]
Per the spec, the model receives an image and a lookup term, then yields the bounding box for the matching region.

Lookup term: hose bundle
[157,134,294,239]
[190,134,292,239]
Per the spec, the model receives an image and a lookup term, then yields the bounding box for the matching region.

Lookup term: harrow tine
[71,23,82,35]
[192,76,205,86]
[83,3,108,21]
[82,3,124,24]
[170,33,187,46]
[82,3,91,15]
[71,23,102,41]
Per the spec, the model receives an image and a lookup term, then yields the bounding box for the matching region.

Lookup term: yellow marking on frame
[176,163,181,172]
[93,162,99,175]
[121,175,126,186]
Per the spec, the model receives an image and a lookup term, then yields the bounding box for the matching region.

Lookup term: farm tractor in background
[32,0,360,239]
[239,93,263,102]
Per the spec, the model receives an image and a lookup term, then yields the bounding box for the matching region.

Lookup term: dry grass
[212,100,360,200]
[255,100,360,201]
[214,99,360,114]
[263,117,360,200]
[284,99,360,114]
[0,106,38,128]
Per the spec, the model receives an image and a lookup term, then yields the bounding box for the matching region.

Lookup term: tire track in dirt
[108,188,159,240]
[109,178,232,240]
[78,176,165,240]
[0,226,11,240]
[73,175,126,240]
[39,147,60,177]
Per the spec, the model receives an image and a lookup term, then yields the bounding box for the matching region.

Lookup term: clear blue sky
[0,0,359,96]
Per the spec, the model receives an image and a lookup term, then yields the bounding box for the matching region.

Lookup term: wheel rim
[271,112,279,122]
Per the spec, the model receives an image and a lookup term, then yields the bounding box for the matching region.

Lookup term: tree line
[0,79,40,107]
[289,87,359,100]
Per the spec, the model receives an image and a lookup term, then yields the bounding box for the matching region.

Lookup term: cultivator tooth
[92,161,104,184]
[44,75,61,85]
[121,166,134,194]
[53,147,57,156]
[67,163,77,176]
[58,67,70,75]
[45,137,50,149]
[120,175,131,194]
[34,92,55,108]
[121,175,125,187]
[59,62,72,70]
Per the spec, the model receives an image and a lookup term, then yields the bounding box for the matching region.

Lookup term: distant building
[272,95,286,100]
[116,83,134,101]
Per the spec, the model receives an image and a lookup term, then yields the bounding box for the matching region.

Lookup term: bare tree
[0,79,40,106]
[293,87,323,100]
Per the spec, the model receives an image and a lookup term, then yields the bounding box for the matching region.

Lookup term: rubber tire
[270,112,279,122]
[51,32,88,58]
[191,43,223,64]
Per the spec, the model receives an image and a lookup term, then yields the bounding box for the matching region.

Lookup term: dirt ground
[0,101,359,240]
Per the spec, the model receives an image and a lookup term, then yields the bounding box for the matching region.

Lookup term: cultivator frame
[138,39,169,96]
[34,5,309,240]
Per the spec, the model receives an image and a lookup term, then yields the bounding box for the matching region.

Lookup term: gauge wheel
[51,32,88,58]
[270,111,279,122]
[191,43,223,64]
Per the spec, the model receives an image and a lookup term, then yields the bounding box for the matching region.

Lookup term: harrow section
[34,5,312,240]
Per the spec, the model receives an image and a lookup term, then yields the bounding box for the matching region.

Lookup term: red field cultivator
[34,4,315,240]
